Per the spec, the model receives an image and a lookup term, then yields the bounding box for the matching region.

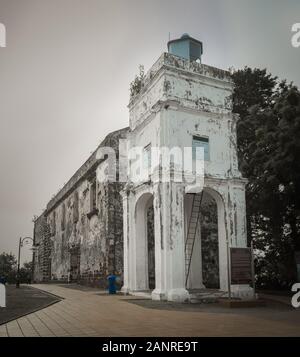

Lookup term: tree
[232,68,280,246]
[232,67,300,289]
[19,261,33,284]
[0,252,17,283]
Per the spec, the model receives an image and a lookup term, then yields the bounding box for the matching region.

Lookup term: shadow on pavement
[0,285,61,325]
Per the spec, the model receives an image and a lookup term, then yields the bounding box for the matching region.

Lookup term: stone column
[152,182,189,302]
[216,189,229,292]
[151,183,166,300]
[225,181,253,299]
[121,191,130,294]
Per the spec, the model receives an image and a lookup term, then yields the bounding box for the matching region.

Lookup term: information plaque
[230,247,252,285]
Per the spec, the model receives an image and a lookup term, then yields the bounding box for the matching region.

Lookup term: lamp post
[16,237,36,288]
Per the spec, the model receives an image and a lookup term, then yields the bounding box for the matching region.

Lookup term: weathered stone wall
[129,52,233,131]
[34,128,128,288]
[107,183,124,277]
[33,213,51,282]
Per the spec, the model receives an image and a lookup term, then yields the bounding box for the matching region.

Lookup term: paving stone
[1,284,300,337]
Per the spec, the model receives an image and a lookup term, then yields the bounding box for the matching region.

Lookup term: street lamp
[16,237,38,288]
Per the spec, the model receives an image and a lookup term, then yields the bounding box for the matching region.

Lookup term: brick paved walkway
[0,284,299,337]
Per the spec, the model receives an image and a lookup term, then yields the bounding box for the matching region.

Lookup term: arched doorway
[184,189,223,290]
[134,192,155,291]
[147,204,155,290]
[200,191,219,288]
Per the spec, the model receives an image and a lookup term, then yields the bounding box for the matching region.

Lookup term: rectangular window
[89,181,97,212]
[73,191,79,223]
[192,136,209,161]
[61,203,66,231]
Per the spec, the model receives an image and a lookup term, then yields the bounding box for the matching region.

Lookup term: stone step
[189,296,219,304]
[188,290,228,304]
[130,290,152,299]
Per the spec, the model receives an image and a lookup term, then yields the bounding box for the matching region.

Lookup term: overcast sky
[0,0,299,264]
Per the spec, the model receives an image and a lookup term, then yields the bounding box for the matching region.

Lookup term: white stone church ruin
[33,34,253,302]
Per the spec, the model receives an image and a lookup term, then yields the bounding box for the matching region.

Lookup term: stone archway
[147,204,155,290]
[184,187,227,291]
[134,192,155,291]
[200,191,219,289]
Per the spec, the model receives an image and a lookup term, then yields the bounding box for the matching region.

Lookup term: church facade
[33,35,252,301]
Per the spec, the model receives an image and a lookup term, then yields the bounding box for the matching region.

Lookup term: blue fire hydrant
[107,274,117,294]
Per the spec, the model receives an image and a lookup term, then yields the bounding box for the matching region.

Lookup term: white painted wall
[123,52,253,301]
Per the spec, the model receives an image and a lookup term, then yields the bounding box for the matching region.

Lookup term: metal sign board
[230,247,252,285]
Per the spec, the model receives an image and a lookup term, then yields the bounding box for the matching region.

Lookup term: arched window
[73,191,79,223]
[90,180,97,212]
[61,203,66,231]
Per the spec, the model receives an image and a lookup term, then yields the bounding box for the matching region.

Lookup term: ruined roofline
[45,126,129,215]
[33,210,47,232]
[129,52,233,106]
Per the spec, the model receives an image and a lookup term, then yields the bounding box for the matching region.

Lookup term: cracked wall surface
[33,128,128,288]
[33,214,51,282]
